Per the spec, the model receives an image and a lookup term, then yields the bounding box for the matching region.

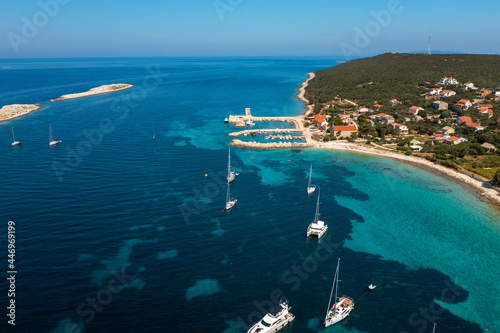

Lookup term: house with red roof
[476,104,493,110]
[388,99,401,106]
[478,109,494,118]
[455,99,472,109]
[446,136,468,144]
[476,89,492,98]
[455,116,472,124]
[429,87,443,95]
[331,125,358,138]
[389,123,408,134]
[437,90,456,98]
[462,82,476,90]
[314,114,329,130]
[439,77,458,85]
[408,106,424,115]
[358,106,371,113]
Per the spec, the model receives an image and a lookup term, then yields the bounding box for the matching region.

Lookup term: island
[226,53,500,205]
[51,83,133,101]
[0,104,42,123]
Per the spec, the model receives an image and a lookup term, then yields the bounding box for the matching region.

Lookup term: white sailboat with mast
[49,124,61,146]
[325,258,354,327]
[11,128,21,146]
[307,188,327,238]
[307,165,316,195]
[225,182,237,211]
[227,148,238,183]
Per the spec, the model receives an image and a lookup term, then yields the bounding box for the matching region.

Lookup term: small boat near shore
[368,284,377,290]
[224,117,229,123]
[247,299,295,333]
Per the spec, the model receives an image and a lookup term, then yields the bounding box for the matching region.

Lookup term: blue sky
[1,0,499,58]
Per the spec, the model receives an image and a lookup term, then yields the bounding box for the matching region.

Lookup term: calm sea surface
[0,57,498,333]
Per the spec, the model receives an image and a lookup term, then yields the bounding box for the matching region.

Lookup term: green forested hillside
[306,53,500,105]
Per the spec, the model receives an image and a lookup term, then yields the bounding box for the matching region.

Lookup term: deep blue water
[0,58,499,333]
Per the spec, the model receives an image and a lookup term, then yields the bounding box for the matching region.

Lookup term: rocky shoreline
[51,83,133,101]
[0,104,42,123]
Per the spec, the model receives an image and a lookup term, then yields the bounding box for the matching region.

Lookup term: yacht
[307,188,327,238]
[247,299,295,333]
[324,258,354,327]
[246,120,255,126]
[225,182,237,211]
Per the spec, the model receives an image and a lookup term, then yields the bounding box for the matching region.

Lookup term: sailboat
[307,165,316,195]
[307,188,327,238]
[227,148,238,183]
[225,182,237,211]
[325,258,354,327]
[49,125,61,146]
[11,128,21,146]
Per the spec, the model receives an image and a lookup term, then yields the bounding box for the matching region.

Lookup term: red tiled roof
[435,134,444,137]
[314,115,326,123]
[458,116,472,123]
[333,126,357,131]
[448,136,460,141]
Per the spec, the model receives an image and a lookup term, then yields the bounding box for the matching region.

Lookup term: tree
[493,169,500,185]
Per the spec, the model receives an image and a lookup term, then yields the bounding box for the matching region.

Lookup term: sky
[0,0,499,59]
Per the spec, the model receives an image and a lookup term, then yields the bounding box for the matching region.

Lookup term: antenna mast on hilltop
[426,36,431,55]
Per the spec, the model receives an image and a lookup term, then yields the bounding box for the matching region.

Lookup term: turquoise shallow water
[0,57,498,332]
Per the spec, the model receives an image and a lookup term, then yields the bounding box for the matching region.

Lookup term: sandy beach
[51,83,133,101]
[0,104,42,123]
[296,72,315,115]
[315,141,500,205]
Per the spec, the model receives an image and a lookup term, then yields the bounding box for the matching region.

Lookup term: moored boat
[247,299,295,333]
[324,258,354,327]
[307,188,327,238]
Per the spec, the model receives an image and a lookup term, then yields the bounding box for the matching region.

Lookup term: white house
[389,99,401,106]
[455,99,472,109]
[447,136,468,145]
[437,90,456,98]
[408,106,424,115]
[439,77,459,85]
[478,109,494,118]
[389,123,408,134]
[462,82,476,90]
[358,106,371,113]
[429,87,443,95]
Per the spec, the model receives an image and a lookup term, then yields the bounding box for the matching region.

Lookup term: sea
[0,57,499,333]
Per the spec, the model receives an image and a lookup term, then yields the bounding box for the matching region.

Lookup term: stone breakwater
[230,139,313,149]
[51,84,134,101]
[0,104,42,123]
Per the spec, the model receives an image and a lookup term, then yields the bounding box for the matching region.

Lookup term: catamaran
[225,182,237,211]
[49,125,61,146]
[307,188,327,238]
[325,258,354,327]
[247,299,295,333]
[227,148,238,183]
[11,128,21,146]
[307,165,316,195]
